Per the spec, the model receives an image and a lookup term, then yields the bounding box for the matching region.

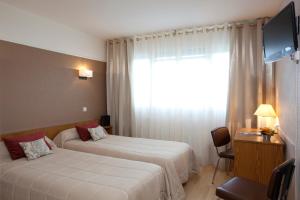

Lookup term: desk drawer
[234,140,284,185]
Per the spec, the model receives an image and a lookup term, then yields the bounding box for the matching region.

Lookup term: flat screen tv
[263,2,298,63]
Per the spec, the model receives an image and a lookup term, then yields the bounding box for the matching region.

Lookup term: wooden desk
[233,128,284,185]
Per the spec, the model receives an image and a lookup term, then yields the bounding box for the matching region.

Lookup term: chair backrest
[267,158,295,200]
[210,127,231,148]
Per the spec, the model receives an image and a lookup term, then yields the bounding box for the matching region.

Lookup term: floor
[184,165,231,200]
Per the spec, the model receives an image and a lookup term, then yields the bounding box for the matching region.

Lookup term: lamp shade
[254,104,277,117]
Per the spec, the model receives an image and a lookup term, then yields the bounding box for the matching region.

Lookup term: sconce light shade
[79,69,93,79]
[254,104,277,117]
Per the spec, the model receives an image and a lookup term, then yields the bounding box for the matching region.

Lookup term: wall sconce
[79,69,93,80]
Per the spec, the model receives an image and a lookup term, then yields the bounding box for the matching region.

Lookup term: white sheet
[0,142,173,200]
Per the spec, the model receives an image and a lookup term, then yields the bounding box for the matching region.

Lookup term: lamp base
[262,134,271,141]
[257,116,276,129]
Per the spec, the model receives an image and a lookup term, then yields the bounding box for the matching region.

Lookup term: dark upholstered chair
[216,158,295,200]
[211,127,234,184]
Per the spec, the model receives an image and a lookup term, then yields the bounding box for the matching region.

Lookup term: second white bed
[54,128,196,185]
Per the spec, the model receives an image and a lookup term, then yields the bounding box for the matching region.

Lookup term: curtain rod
[107,17,269,43]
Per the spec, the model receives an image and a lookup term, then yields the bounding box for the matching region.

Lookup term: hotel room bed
[54,128,196,184]
[0,141,185,200]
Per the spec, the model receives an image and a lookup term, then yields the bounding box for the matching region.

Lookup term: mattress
[0,142,174,200]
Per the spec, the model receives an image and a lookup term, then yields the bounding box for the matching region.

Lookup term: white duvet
[0,142,174,200]
[54,129,196,200]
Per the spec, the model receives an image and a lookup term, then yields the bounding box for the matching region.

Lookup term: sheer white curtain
[130,28,230,166]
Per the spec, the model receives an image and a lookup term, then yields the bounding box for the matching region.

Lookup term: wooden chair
[210,127,234,184]
[216,158,295,200]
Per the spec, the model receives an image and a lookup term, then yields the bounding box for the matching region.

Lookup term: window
[132,52,229,111]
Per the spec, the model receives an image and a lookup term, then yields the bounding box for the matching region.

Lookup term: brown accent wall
[0,40,106,134]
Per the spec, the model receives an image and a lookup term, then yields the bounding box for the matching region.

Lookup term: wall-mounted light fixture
[79,69,93,80]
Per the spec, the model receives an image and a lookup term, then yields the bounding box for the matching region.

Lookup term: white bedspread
[55,131,196,200]
[0,145,171,200]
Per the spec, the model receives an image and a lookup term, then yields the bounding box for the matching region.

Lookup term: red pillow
[2,131,50,160]
[76,122,98,141]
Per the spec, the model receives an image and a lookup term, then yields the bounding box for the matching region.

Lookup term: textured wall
[275,0,300,199]
[275,56,297,200]
[0,40,107,134]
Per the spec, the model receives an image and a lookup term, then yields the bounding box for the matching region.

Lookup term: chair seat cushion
[219,148,234,159]
[216,177,268,200]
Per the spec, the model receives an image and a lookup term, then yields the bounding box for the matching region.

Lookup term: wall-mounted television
[263,1,298,63]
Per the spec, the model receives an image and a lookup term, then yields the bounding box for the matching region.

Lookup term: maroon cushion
[76,122,98,141]
[2,132,50,160]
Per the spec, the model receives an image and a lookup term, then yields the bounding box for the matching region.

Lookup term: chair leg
[227,159,231,175]
[212,157,220,184]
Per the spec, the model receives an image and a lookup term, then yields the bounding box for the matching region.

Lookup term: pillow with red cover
[2,132,51,160]
[75,122,98,141]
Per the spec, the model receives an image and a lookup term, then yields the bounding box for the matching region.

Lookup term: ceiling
[0,0,283,40]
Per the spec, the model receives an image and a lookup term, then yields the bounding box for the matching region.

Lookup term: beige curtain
[106,39,133,136]
[226,19,275,135]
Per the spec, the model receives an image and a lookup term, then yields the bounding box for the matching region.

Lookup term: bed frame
[0,119,98,140]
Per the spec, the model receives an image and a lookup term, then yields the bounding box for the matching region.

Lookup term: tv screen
[263,2,298,63]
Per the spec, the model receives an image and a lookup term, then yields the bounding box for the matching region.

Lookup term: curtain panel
[226,19,275,135]
[130,28,230,166]
[106,39,133,136]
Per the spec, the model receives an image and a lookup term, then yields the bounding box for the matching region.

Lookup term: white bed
[0,141,185,200]
[54,128,197,185]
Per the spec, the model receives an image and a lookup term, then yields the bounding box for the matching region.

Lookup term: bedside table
[233,128,285,185]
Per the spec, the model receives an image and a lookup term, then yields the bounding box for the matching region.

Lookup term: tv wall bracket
[292,51,300,64]
[297,16,300,35]
[293,16,300,64]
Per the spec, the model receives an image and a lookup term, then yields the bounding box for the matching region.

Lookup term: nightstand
[233,128,285,185]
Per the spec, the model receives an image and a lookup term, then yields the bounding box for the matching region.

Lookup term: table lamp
[254,104,277,129]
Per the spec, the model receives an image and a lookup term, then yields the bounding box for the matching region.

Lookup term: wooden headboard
[0,119,99,140]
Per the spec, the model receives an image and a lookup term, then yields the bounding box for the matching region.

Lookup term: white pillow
[53,128,79,148]
[44,136,57,149]
[0,141,10,161]
[0,142,12,175]
[88,126,107,141]
[19,138,53,160]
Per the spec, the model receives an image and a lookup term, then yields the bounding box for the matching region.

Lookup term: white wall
[276,56,297,200]
[296,1,300,199]
[0,2,106,61]
[275,0,300,199]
